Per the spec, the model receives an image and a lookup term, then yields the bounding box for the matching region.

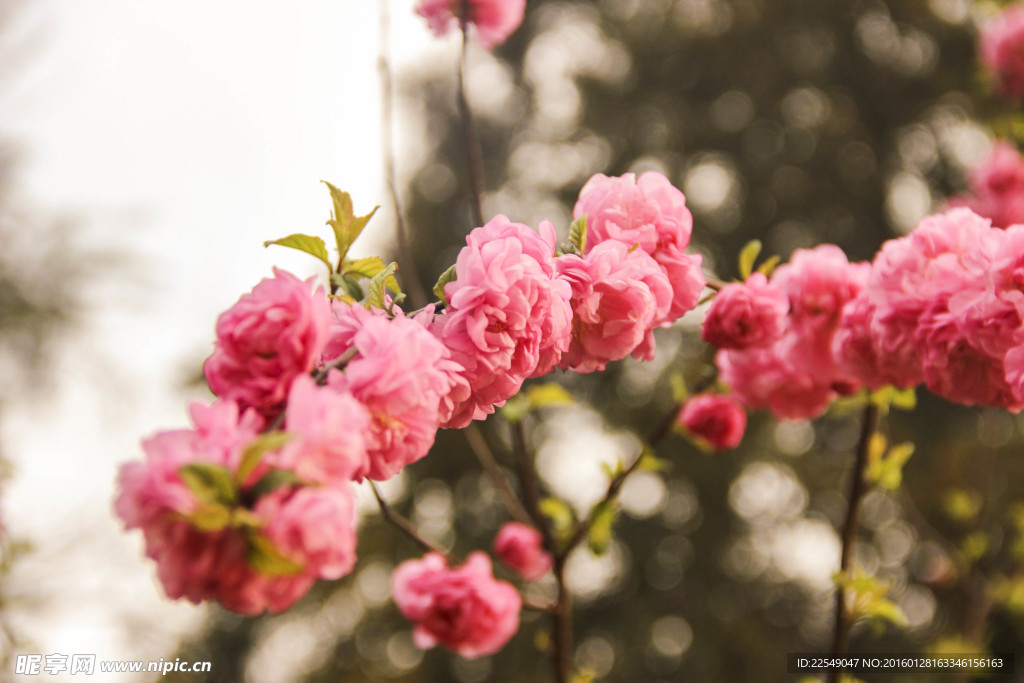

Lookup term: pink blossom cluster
[114,401,360,614]
[713,245,868,420]
[435,173,705,425]
[416,0,526,49]
[677,394,747,450]
[948,141,1024,228]
[981,4,1024,99]
[391,552,522,658]
[835,208,1024,410]
[712,208,1024,418]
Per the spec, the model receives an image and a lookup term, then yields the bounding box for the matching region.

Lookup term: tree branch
[369,479,450,558]
[464,423,535,527]
[457,0,486,228]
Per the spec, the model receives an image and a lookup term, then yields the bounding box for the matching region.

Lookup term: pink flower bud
[493,522,552,581]
[678,394,747,450]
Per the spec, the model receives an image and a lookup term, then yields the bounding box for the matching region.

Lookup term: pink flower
[981,4,1024,99]
[436,216,572,428]
[948,141,1024,228]
[677,394,747,450]
[114,401,329,615]
[255,486,358,580]
[416,0,526,49]
[391,552,522,659]
[204,268,331,420]
[702,272,789,350]
[574,172,705,322]
[325,302,462,479]
[555,241,672,373]
[493,522,552,581]
[717,344,837,420]
[273,375,371,486]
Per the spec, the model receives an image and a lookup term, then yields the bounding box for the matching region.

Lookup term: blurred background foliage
[163,0,1024,681]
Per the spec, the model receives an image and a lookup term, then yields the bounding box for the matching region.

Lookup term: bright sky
[2,0,446,676]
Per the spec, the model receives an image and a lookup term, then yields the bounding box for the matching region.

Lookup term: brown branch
[378,0,427,309]
[511,420,551,544]
[369,480,450,558]
[464,423,534,526]
[458,0,486,228]
[826,401,881,683]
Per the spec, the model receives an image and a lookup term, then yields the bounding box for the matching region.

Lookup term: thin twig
[457,0,487,228]
[826,401,881,683]
[511,420,551,545]
[703,274,727,291]
[464,423,534,526]
[378,0,427,309]
[369,480,450,558]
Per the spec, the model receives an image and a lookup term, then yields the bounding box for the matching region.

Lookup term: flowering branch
[826,400,882,681]
[458,0,487,227]
[369,480,450,558]
[464,423,535,527]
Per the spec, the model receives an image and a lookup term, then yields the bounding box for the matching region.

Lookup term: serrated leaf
[322,181,379,261]
[738,239,762,280]
[366,261,400,310]
[247,469,301,500]
[246,532,304,577]
[587,502,618,556]
[568,215,588,255]
[237,431,294,485]
[526,383,574,409]
[755,254,781,276]
[263,234,332,272]
[188,503,233,532]
[432,263,458,303]
[343,256,389,279]
[179,463,236,506]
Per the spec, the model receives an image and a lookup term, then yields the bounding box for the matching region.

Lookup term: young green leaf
[187,503,233,532]
[568,215,588,255]
[432,264,458,303]
[366,261,400,310]
[755,254,781,276]
[236,431,294,485]
[263,234,332,273]
[587,502,618,556]
[738,239,762,280]
[322,181,379,261]
[246,532,304,577]
[247,469,301,500]
[179,463,237,506]
[343,256,389,280]
[525,383,574,409]
[540,497,575,546]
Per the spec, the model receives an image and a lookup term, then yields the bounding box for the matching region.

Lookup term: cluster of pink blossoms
[116,172,705,647]
[707,207,1024,418]
[416,0,526,49]
[948,141,1024,229]
[981,3,1024,100]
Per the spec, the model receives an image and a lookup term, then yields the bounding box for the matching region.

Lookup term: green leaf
[540,497,575,546]
[263,234,332,272]
[865,438,913,491]
[322,181,379,261]
[500,394,530,424]
[669,373,689,403]
[343,256,389,279]
[246,532,304,577]
[236,431,294,485]
[587,502,618,556]
[755,254,781,276]
[636,448,671,473]
[340,275,365,301]
[247,469,301,500]
[525,383,574,409]
[432,263,458,303]
[862,597,908,629]
[568,215,588,255]
[738,239,762,280]
[179,463,236,506]
[366,261,401,310]
[188,503,233,532]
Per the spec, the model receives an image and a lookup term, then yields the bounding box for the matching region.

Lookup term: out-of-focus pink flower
[493,522,552,581]
[948,141,1024,228]
[325,302,462,478]
[255,486,358,580]
[114,401,332,615]
[981,4,1024,99]
[391,552,522,659]
[416,0,526,49]
[204,268,331,420]
[574,172,705,323]
[702,272,789,350]
[273,374,370,486]
[555,241,672,373]
[436,216,571,428]
[677,394,747,450]
[717,344,837,420]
